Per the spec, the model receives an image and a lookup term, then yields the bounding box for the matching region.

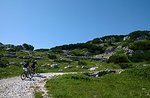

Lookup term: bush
[78,60,87,66]
[0,58,9,67]
[54,58,72,63]
[22,43,34,51]
[71,49,85,56]
[91,38,102,44]
[129,50,150,62]
[48,54,57,59]
[118,63,132,69]
[108,54,130,63]
[129,40,150,50]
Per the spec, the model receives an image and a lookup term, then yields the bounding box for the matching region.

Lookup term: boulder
[41,64,46,67]
[105,47,115,54]
[64,65,73,69]
[84,69,116,77]
[81,66,88,69]
[51,64,60,68]
[9,62,16,65]
[88,67,98,71]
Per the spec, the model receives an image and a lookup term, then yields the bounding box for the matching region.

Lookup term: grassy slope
[34,91,43,98]
[0,65,22,79]
[0,61,119,79]
[46,70,150,98]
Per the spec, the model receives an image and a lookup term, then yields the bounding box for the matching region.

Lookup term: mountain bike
[20,68,33,80]
[30,66,40,76]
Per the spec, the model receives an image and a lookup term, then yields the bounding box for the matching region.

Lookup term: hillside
[50,30,150,62]
[1,30,150,68]
[1,30,150,98]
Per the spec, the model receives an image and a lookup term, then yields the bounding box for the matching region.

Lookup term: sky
[0,0,150,49]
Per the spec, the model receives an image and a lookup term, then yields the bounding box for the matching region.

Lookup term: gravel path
[0,73,64,98]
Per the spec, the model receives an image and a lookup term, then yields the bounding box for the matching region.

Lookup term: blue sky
[0,0,150,49]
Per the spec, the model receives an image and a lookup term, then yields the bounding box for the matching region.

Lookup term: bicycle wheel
[20,73,26,80]
[28,71,34,80]
[35,67,40,75]
[31,68,39,76]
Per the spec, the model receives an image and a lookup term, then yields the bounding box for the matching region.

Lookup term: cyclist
[22,61,30,77]
[31,60,37,73]
[22,61,29,71]
[20,60,34,80]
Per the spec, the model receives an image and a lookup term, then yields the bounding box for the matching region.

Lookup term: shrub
[48,54,57,59]
[54,58,72,63]
[129,40,150,50]
[91,38,102,44]
[78,60,87,66]
[118,63,132,69]
[0,58,9,67]
[129,50,150,62]
[71,49,85,56]
[0,53,3,58]
[108,54,130,63]
[22,43,34,51]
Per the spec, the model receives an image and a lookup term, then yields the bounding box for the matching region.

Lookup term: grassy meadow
[46,67,150,98]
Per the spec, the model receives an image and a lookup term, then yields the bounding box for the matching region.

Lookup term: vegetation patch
[108,54,130,63]
[118,63,133,69]
[0,65,22,79]
[34,91,43,98]
[128,65,150,79]
[46,72,150,98]
[0,57,9,67]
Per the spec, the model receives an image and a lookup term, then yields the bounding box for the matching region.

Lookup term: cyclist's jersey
[23,62,29,68]
[31,61,36,69]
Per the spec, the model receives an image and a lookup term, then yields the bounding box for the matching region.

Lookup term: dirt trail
[0,73,64,98]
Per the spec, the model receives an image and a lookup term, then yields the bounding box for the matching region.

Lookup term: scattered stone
[50,64,60,68]
[142,88,146,90]
[88,67,98,71]
[64,65,73,69]
[47,64,50,66]
[41,65,46,67]
[143,64,148,67]
[75,65,88,69]
[58,69,63,72]
[20,62,26,65]
[81,66,88,69]
[0,73,64,98]
[4,52,17,58]
[84,69,116,77]
[33,56,43,59]
[9,62,16,65]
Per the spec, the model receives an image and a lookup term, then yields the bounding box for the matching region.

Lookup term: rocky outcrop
[4,52,17,58]
[83,69,116,77]
[51,64,60,68]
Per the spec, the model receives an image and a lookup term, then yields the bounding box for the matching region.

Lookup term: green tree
[23,43,34,51]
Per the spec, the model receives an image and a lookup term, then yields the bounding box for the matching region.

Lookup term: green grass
[34,91,43,98]
[38,60,121,73]
[0,65,22,79]
[46,70,150,98]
